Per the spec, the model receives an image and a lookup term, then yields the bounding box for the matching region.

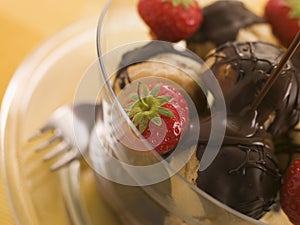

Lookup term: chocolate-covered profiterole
[205,41,300,138]
[187,1,278,58]
[196,131,281,219]
[113,41,201,90]
[194,41,300,219]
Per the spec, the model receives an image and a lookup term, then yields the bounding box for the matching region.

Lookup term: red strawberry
[137,0,203,42]
[126,82,189,155]
[280,158,300,225]
[265,0,300,47]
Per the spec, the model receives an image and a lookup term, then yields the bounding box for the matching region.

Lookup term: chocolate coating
[113,41,202,91]
[196,134,281,219]
[205,41,300,137]
[195,41,300,219]
[187,1,263,47]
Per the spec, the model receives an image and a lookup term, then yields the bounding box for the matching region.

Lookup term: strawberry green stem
[286,0,300,22]
[127,82,174,133]
[163,0,195,8]
[137,82,149,109]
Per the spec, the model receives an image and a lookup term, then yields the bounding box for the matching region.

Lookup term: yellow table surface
[0,0,107,224]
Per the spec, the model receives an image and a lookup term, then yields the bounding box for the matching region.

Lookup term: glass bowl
[91,0,293,225]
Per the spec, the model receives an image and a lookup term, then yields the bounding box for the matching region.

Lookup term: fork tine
[50,150,79,171]
[28,103,97,171]
[34,135,63,152]
[43,141,71,161]
[28,125,55,141]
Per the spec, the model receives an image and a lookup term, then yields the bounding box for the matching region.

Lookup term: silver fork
[29,102,99,171]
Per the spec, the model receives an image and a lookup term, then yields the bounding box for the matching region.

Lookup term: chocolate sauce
[113,41,202,91]
[187,1,264,46]
[206,41,300,137]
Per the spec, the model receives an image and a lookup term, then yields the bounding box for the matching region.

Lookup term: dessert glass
[91,0,289,225]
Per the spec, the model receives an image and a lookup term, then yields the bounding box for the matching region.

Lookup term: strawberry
[280,158,300,225]
[265,0,300,47]
[125,82,189,155]
[137,0,203,42]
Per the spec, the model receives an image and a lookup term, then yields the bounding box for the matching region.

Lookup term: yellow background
[0,0,106,224]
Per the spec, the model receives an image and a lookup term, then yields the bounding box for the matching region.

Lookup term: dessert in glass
[94,0,299,224]
[1,0,299,225]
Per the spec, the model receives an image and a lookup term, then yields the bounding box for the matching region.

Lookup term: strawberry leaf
[287,0,300,22]
[139,115,149,133]
[159,95,172,102]
[157,107,175,117]
[171,0,181,7]
[150,83,161,96]
[132,113,144,126]
[128,106,142,118]
[141,83,149,98]
[129,93,139,101]
[151,115,162,126]
[123,102,135,111]
[181,0,194,8]
[162,0,195,9]
[156,96,172,105]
